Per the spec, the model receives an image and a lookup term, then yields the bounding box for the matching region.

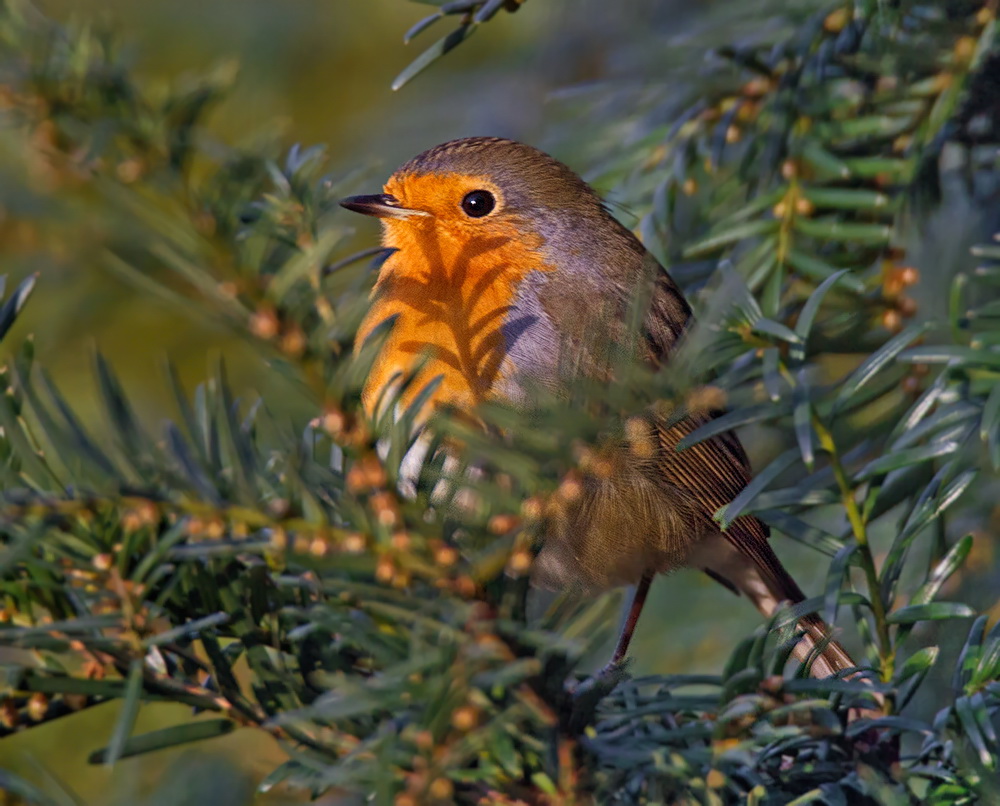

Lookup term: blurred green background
[2,1,995,803]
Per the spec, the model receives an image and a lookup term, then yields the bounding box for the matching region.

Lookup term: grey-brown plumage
[342,136,857,680]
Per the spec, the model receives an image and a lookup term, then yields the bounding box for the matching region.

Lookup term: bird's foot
[562,659,631,734]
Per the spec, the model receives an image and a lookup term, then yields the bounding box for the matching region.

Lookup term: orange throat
[356,217,547,422]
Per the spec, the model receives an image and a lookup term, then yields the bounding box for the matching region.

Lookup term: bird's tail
[690,532,858,679]
[788,612,858,679]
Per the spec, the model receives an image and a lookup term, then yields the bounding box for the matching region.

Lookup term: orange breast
[356,219,548,421]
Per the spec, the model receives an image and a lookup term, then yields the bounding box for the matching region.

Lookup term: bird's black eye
[461,190,495,218]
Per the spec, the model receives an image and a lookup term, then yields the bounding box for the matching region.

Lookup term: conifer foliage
[1,1,999,803]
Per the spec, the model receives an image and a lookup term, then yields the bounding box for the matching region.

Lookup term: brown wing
[649,414,807,604]
[641,264,807,605]
[641,259,691,365]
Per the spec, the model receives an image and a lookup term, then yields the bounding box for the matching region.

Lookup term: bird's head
[339,136,608,254]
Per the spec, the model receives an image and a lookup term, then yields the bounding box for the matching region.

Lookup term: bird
[339,136,857,679]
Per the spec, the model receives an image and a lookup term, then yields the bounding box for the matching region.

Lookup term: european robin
[341,137,855,678]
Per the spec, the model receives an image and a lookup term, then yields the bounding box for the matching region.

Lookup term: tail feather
[792,613,858,678]
[688,532,857,679]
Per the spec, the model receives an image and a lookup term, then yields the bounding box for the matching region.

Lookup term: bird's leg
[565,572,655,714]
[608,571,653,667]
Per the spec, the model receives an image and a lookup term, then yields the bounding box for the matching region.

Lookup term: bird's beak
[339,194,429,220]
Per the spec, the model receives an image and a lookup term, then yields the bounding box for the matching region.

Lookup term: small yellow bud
[249,308,280,340]
[428,778,454,801]
[823,8,850,33]
[375,556,395,583]
[507,549,533,575]
[954,36,977,64]
[882,309,902,333]
[92,553,113,572]
[27,692,48,722]
[434,545,459,567]
[451,704,479,732]
[343,532,367,553]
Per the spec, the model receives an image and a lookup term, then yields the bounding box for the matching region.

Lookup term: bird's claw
[562,659,631,733]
